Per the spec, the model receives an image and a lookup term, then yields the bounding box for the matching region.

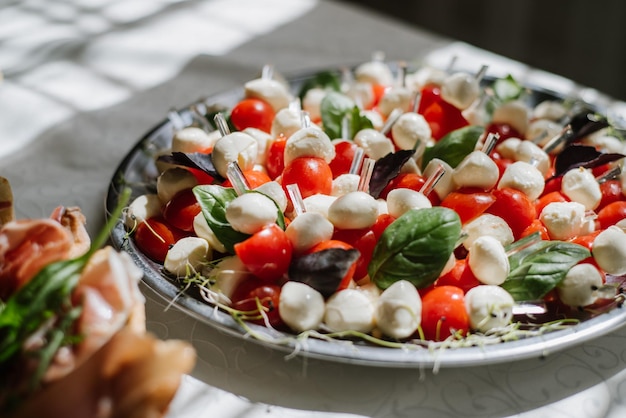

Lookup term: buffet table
[3,1,626,417]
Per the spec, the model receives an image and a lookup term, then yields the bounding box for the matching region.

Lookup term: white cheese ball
[164,236,210,277]
[583,133,625,154]
[193,212,227,254]
[462,214,514,249]
[391,112,431,150]
[331,173,360,196]
[328,191,379,229]
[324,289,376,333]
[378,87,412,117]
[386,188,432,218]
[172,126,216,153]
[468,235,510,285]
[284,126,335,166]
[561,167,602,211]
[422,158,455,200]
[244,78,292,111]
[124,193,161,229]
[353,128,395,160]
[156,167,198,204]
[525,119,563,146]
[254,180,288,213]
[354,60,394,85]
[346,82,375,110]
[211,131,258,178]
[405,67,447,90]
[514,140,551,177]
[271,107,302,139]
[302,87,326,122]
[557,263,604,307]
[497,161,545,200]
[440,72,480,110]
[302,194,337,218]
[592,226,626,275]
[495,137,522,160]
[279,281,325,332]
[285,211,334,253]
[533,100,567,121]
[361,109,384,131]
[492,100,530,136]
[464,285,514,332]
[243,127,272,165]
[452,151,500,191]
[375,280,421,339]
[207,256,252,302]
[540,201,587,240]
[225,192,278,234]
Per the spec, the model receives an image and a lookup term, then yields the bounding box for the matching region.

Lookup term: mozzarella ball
[462,214,514,249]
[271,107,302,139]
[386,188,432,218]
[378,87,412,117]
[156,167,198,204]
[279,281,325,332]
[492,100,530,136]
[225,193,278,234]
[354,60,394,85]
[324,289,376,333]
[284,126,335,166]
[497,161,545,200]
[164,236,210,277]
[422,158,455,200]
[514,140,551,177]
[193,212,227,254]
[405,66,447,90]
[495,137,522,160]
[525,119,563,145]
[211,132,258,178]
[540,201,587,240]
[302,194,337,218]
[375,280,421,339]
[452,151,500,191]
[346,82,375,110]
[464,285,514,332]
[557,263,604,307]
[254,180,288,213]
[468,235,510,285]
[207,256,252,302]
[302,87,326,121]
[583,132,625,154]
[361,109,384,131]
[391,112,431,150]
[331,173,360,196]
[172,126,216,153]
[440,72,480,110]
[244,78,292,111]
[353,128,395,160]
[533,100,567,121]
[561,167,602,210]
[328,191,379,229]
[285,211,334,253]
[592,226,626,275]
[124,193,161,229]
[243,127,272,165]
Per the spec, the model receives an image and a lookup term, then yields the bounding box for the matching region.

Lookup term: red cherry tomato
[521,219,550,240]
[421,286,469,342]
[435,259,480,294]
[418,84,470,140]
[541,176,563,197]
[371,213,396,239]
[379,173,425,198]
[485,122,522,147]
[440,190,496,224]
[597,201,626,229]
[230,98,275,133]
[162,188,201,232]
[281,157,333,199]
[231,280,283,327]
[417,84,441,113]
[266,135,287,179]
[535,191,568,217]
[307,239,357,291]
[329,140,357,178]
[486,187,537,239]
[134,216,185,263]
[222,169,271,189]
[234,224,292,282]
[332,228,377,281]
[598,179,624,210]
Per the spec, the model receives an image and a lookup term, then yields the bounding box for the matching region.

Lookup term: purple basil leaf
[157,152,224,181]
[568,111,610,142]
[288,248,360,298]
[368,149,415,198]
[553,144,625,178]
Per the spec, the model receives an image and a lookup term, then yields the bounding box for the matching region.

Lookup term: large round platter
[105,65,626,368]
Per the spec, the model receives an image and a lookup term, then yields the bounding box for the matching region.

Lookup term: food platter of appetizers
[106,57,626,368]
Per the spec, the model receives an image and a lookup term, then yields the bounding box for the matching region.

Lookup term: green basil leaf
[349,105,373,138]
[421,125,484,170]
[501,240,591,301]
[193,185,250,254]
[368,207,461,290]
[320,91,356,139]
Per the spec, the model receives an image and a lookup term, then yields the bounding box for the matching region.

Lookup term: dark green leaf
[157,152,223,181]
[368,207,461,289]
[320,91,356,139]
[421,125,484,170]
[289,248,360,298]
[348,106,373,138]
[501,240,591,301]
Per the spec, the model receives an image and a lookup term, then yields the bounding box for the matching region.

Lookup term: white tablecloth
[3,1,626,417]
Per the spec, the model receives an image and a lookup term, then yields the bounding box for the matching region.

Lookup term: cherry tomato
[371,213,396,239]
[535,191,568,217]
[492,153,514,178]
[597,201,626,229]
[371,83,388,109]
[222,169,271,189]
[598,179,624,210]
[486,187,537,239]
[162,188,201,232]
[422,99,469,140]
[485,122,522,147]
[541,176,562,197]
[379,173,425,199]
[234,224,292,282]
[440,190,495,224]
[435,259,480,294]
[231,280,283,328]
[417,84,441,113]
[134,216,185,263]
[281,157,333,198]
[329,140,357,178]
[332,228,377,281]
[307,239,357,291]
[521,219,550,240]
[266,135,287,179]
[188,167,215,184]
[421,285,469,341]
[230,98,275,133]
